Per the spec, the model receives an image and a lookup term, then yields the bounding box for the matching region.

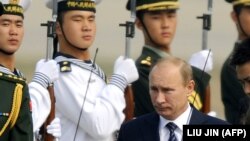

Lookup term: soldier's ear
[135,18,143,31]
[56,22,62,35]
[231,11,238,24]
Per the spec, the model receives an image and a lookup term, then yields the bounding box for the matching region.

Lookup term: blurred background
[17,0,237,120]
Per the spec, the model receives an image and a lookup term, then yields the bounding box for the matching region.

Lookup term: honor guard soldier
[0,0,61,140]
[221,0,250,124]
[126,0,213,118]
[0,0,33,140]
[0,73,32,140]
[44,0,138,140]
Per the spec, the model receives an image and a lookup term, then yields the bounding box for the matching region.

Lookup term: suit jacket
[117,107,229,141]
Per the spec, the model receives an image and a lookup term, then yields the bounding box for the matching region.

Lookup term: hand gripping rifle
[119,0,136,122]
[195,0,213,113]
[39,0,58,141]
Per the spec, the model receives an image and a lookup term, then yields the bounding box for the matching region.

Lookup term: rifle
[119,0,136,122]
[196,0,213,113]
[39,0,58,140]
[197,0,212,50]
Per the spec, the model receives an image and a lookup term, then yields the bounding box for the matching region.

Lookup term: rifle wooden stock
[202,84,211,114]
[123,85,134,122]
[42,85,55,141]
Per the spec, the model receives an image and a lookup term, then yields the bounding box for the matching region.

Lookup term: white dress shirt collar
[159,104,192,141]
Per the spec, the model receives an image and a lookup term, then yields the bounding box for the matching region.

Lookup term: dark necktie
[166,122,178,141]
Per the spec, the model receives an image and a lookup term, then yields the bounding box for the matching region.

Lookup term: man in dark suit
[117,56,229,141]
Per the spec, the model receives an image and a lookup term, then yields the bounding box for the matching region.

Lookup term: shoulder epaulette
[59,61,72,72]
[140,56,152,66]
[0,72,26,85]
[188,91,202,110]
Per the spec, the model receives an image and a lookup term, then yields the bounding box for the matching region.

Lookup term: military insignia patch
[140,56,152,66]
[29,100,32,112]
[59,61,72,72]
[188,91,203,110]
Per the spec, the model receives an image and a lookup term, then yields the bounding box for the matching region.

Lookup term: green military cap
[225,0,250,6]
[44,0,102,13]
[126,0,179,11]
[1,0,32,18]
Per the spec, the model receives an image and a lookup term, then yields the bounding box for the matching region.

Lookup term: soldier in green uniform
[221,0,250,124]
[126,0,212,118]
[0,0,33,139]
[0,73,32,140]
[0,0,61,140]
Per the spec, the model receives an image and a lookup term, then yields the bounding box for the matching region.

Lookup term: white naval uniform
[54,55,126,141]
[0,66,51,140]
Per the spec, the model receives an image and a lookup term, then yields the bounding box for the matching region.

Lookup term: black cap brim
[0,2,3,16]
[225,0,232,3]
[126,0,131,10]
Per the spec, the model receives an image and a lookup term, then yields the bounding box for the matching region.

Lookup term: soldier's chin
[0,49,15,55]
[73,46,88,51]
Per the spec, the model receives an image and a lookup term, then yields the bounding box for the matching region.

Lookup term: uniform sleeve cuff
[32,72,51,88]
[109,74,127,91]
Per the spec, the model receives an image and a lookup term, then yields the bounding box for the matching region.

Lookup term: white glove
[114,56,139,84]
[207,111,217,117]
[109,56,139,91]
[188,49,213,73]
[32,59,59,88]
[46,117,61,138]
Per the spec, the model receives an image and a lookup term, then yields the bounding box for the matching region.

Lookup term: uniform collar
[144,45,171,58]
[55,52,92,64]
